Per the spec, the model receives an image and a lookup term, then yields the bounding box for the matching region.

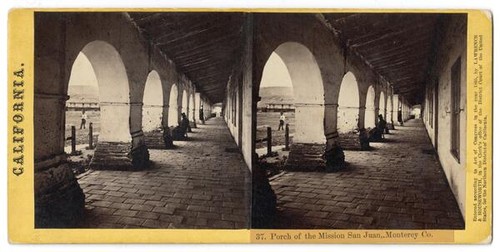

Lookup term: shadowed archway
[365,85,376,128]
[379,91,386,121]
[168,84,179,127]
[142,70,163,132]
[338,72,360,133]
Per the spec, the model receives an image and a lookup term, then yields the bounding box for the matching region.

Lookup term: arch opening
[142,70,163,132]
[379,91,386,120]
[66,52,99,151]
[272,42,325,144]
[365,85,376,128]
[337,72,360,133]
[256,51,295,150]
[65,40,131,151]
[168,84,179,127]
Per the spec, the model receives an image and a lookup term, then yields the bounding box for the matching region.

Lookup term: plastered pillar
[294,103,325,144]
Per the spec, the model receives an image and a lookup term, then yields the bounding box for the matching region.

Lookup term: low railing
[65,123,96,154]
[256,123,290,156]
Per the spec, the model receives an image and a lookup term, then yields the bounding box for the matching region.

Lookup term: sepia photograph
[251,13,467,230]
[33,11,467,231]
[34,12,252,229]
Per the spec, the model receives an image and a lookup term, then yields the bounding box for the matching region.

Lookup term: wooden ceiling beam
[366,49,431,65]
[349,22,435,48]
[330,14,432,39]
[355,36,432,58]
[153,20,241,45]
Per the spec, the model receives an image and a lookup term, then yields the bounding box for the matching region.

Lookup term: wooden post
[267,126,272,156]
[71,125,76,154]
[285,123,290,151]
[88,122,94,149]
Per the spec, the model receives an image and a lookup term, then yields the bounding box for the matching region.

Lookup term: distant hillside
[67,85,99,103]
[258,86,295,108]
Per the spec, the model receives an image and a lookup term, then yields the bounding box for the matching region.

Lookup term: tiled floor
[270,119,465,229]
[78,117,251,229]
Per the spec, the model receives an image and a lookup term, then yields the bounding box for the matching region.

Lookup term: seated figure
[172,113,190,140]
[369,114,387,142]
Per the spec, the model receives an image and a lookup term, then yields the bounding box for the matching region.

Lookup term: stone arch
[253,16,347,146]
[270,42,325,144]
[142,70,163,132]
[78,40,131,142]
[337,72,360,133]
[379,91,386,120]
[168,84,179,127]
[252,16,347,174]
[365,85,376,128]
[62,15,155,150]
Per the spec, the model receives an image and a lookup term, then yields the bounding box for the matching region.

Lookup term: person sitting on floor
[172,113,190,140]
[369,114,387,142]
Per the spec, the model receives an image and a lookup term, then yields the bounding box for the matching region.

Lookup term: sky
[68,53,99,87]
[260,52,293,88]
[67,52,99,99]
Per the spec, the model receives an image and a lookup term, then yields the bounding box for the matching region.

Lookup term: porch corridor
[270,119,465,229]
[78,117,251,229]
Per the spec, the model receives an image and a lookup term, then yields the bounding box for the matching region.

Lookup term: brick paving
[78,117,251,229]
[270,119,465,229]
